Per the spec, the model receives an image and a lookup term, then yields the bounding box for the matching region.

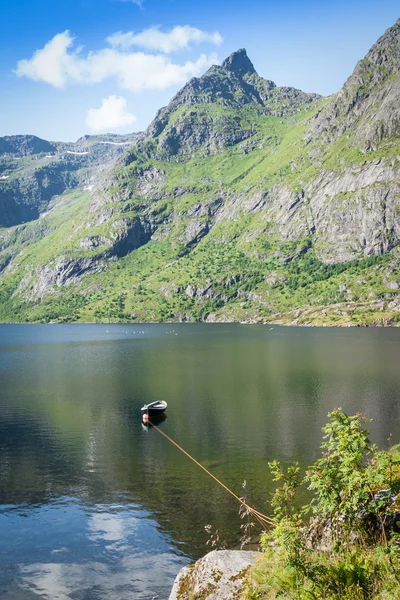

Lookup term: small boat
[141,400,168,417]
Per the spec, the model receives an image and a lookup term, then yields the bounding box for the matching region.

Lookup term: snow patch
[98,141,132,146]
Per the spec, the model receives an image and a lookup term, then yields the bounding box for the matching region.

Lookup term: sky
[0,0,398,142]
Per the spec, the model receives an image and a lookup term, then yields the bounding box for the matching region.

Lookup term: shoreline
[0,319,399,327]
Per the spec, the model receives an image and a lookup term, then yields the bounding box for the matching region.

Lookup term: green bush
[245,410,400,599]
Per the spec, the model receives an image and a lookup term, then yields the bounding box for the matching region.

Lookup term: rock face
[106,217,154,258]
[0,163,79,227]
[311,18,400,146]
[221,48,257,76]
[17,257,106,301]
[168,550,261,600]
[143,48,320,159]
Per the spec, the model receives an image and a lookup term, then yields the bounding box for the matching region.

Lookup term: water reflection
[1,324,400,598]
[1,498,184,599]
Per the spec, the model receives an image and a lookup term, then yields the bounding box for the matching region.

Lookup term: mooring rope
[147,418,274,529]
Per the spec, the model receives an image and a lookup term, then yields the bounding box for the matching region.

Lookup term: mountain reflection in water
[1,324,400,599]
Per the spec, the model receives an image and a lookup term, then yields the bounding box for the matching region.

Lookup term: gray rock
[185,284,196,298]
[17,256,105,301]
[221,49,257,77]
[168,549,261,600]
[80,235,109,250]
[181,219,209,246]
[385,279,399,290]
[310,19,400,145]
[107,217,154,258]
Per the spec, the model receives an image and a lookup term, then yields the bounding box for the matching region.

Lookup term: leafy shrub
[245,410,400,599]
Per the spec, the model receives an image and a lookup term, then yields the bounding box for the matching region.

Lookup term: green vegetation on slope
[0,119,399,325]
[0,26,400,325]
[244,409,400,599]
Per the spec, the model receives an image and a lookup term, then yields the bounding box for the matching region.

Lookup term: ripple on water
[1,323,400,598]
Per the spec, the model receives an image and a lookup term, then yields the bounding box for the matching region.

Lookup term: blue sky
[0,0,398,142]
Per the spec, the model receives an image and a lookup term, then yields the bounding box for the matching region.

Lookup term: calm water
[1,324,400,599]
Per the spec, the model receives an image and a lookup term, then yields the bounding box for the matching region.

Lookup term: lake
[1,324,400,599]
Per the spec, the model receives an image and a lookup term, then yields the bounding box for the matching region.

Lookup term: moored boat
[141,400,168,417]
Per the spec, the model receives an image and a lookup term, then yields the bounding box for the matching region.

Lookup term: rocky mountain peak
[345,17,400,86]
[142,44,321,158]
[310,17,400,145]
[371,16,400,58]
[221,48,257,77]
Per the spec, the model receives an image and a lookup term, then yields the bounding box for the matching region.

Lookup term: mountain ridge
[0,19,399,326]
[142,48,321,159]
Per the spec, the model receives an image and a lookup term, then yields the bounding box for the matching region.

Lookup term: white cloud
[86,96,137,132]
[107,25,223,53]
[16,31,77,88]
[88,513,131,543]
[15,31,219,93]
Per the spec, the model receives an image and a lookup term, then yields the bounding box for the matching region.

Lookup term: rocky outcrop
[310,18,400,145]
[222,48,257,76]
[156,114,254,158]
[107,217,154,258]
[0,165,79,227]
[168,550,261,600]
[256,161,400,263]
[80,235,110,250]
[142,49,321,159]
[17,256,106,301]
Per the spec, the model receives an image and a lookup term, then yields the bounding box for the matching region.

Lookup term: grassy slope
[0,95,399,325]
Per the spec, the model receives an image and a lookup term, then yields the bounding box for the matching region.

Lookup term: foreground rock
[168,549,261,600]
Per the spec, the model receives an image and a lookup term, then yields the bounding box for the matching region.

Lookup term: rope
[147,418,275,529]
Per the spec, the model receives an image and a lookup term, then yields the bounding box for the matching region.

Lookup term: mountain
[0,132,139,227]
[0,19,399,326]
[142,48,320,158]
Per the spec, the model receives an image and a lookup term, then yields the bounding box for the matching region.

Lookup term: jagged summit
[143,46,321,157]
[338,17,400,94]
[350,17,400,79]
[221,48,257,77]
[372,16,400,55]
[311,16,400,144]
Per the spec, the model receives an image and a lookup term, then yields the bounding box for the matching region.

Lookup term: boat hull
[141,400,167,417]
[141,407,167,416]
